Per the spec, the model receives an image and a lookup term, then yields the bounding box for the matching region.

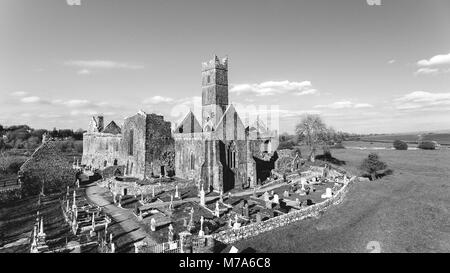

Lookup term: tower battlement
[202,55,228,71]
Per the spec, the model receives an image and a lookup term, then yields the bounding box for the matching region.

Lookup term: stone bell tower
[201,55,229,131]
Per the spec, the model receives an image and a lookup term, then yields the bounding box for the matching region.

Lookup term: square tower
[201,55,228,131]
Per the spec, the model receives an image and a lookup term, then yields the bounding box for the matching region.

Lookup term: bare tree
[295,114,328,162]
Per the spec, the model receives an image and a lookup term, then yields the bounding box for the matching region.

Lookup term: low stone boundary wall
[212,176,356,244]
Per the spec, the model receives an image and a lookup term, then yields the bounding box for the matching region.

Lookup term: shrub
[393,140,408,150]
[0,155,28,175]
[359,153,388,181]
[418,141,436,150]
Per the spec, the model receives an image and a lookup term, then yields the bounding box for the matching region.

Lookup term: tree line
[0,124,84,151]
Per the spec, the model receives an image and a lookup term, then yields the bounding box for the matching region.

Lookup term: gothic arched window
[190,152,195,170]
[128,129,134,155]
[227,142,237,169]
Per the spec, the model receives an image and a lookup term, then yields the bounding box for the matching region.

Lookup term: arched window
[128,129,134,155]
[190,152,195,170]
[227,142,237,169]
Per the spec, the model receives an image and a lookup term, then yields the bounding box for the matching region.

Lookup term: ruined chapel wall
[82,133,122,169]
[121,114,147,179]
[145,114,174,177]
[174,133,205,182]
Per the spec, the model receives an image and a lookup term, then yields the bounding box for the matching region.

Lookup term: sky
[0,0,449,134]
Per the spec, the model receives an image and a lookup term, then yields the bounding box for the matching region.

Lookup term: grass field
[235,142,450,253]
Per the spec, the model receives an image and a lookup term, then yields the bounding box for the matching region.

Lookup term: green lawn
[234,142,450,253]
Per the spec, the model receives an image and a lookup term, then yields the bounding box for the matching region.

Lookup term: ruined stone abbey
[82,56,278,193]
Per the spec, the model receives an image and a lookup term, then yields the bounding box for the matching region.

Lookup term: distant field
[359,133,450,145]
[236,143,450,252]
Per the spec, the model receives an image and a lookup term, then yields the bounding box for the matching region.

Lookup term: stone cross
[199,185,205,206]
[150,218,156,232]
[198,216,204,237]
[168,195,174,211]
[168,224,174,242]
[175,185,180,199]
[214,201,220,217]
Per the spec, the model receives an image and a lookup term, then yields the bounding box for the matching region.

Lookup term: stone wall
[82,133,122,169]
[212,176,356,244]
[145,114,174,177]
[174,133,205,182]
[121,112,147,179]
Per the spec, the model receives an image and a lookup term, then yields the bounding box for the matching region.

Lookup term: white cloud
[144,96,174,104]
[417,52,450,67]
[70,109,100,116]
[62,99,92,107]
[65,60,144,70]
[230,80,317,96]
[394,91,450,110]
[170,96,202,121]
[414,67,439,75]
[388,59,396,64]
[77,69,91,75]
[11,91,28,97]
[21,96,42,103]
[314,100,373,109]
[416,52,450,75]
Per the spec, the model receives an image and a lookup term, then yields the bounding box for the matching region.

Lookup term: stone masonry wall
[212,176,356,244]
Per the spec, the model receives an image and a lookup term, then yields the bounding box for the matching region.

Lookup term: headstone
[283,190,289,198]
[263,191,270,202]
[295,198,301,207]
[253,187,257,198]
[228,217,233,228]
[168,224,174,242]
[198,216,204,237]
[199,185,205,206]
[174,185,180,198]
[150,218,156,232]
[169,195,174,211]
[214,201,220,217]
[265,201,272,209]
[242,203,249,218]
[256,213,261,223]
[321,188,333,199]
[219,189,223,203]
[183,218,187,227]
[273,194,280,204]
[152,186,155,198]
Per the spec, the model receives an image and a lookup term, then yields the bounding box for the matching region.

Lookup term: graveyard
[233,142,450,253]
[78,158,353,253]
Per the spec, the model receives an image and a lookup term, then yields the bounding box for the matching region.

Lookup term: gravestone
[273,194,280,204]
[283,190,289,198]
[256,213,262,223]
[150,218,156,231]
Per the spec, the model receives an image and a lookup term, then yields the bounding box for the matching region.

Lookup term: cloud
[77,69,91,75]
[415,52,450,75]
[144,96,174,104]
[10,91,28,97]
[170,96,202,120]
[417,52,450,67]
[414,67,439,75]
[314,100,373,109]
[65,60,144,75]
[230,80,317,96]
[388,59,396,64]
[394,91,450,110]
[21,96,43,103]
